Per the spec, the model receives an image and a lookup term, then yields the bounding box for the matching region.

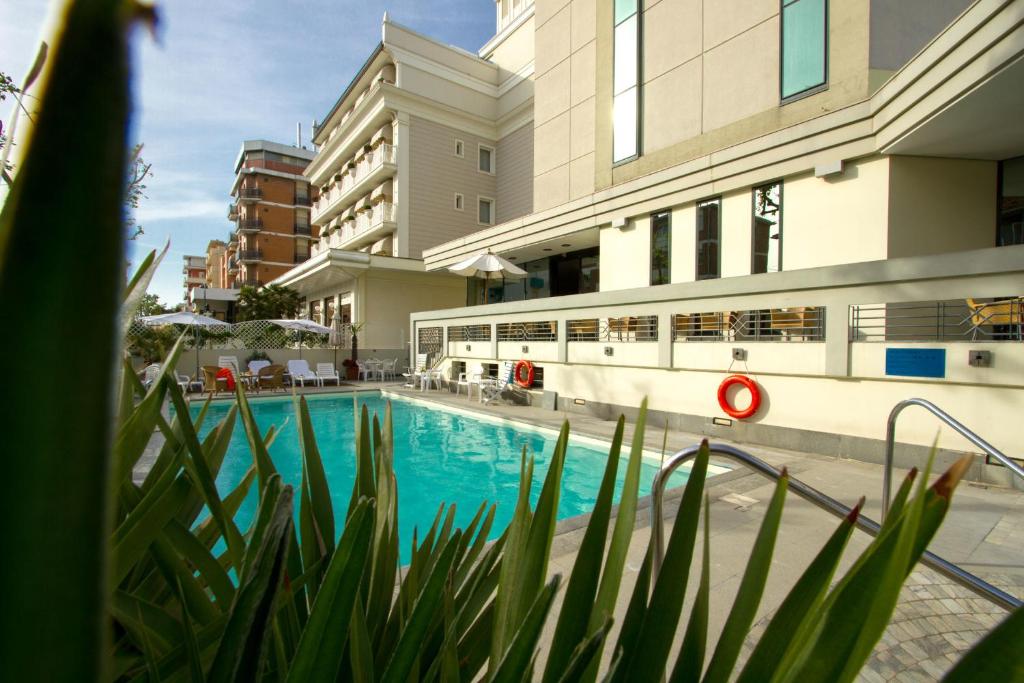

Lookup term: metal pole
[651,442,1021,611]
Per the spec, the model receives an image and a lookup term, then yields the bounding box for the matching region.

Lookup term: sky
[1,0,495,305]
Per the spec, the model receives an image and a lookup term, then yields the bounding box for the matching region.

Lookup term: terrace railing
[850,299,1023,342]
[671,307,825,342]
[496,321,558,342]
[448,324,492,342]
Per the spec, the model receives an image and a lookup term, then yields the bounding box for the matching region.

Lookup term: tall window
[650,211,671,285]
[998,156,1024,246]
[752,182,782,273]
[478,197,495,225]
[613,0,640,163]
[696,198,721,280]
[478,145,495,174]
[781,0,827,100]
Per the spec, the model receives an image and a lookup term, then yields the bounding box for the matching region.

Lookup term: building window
[650,211,671,285]
[478,197,495,225]
[781,0,828,100]
[752,182,782,273]
[454,193,464,211]
[998,156,1024,246]
[696,198,721,280]
[454,139,464,158]
[613,0,640,163]
[478,144,495,174]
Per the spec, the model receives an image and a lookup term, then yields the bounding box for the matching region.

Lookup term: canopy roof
[448,251,527,280]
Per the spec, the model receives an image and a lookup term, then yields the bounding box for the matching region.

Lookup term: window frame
[454,139,465,158]
[454,192,464,212]
[477,143,496,174]
[750,181,784,274]
[650,210,671,286]
[779,0,829,103]
[695,196,722,281]
[612,0,642,166]
[477,196,495,226]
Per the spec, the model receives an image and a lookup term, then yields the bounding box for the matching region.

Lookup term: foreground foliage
[2,1,1023,681]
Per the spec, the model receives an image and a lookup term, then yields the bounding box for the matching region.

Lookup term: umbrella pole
[194,325,200,379]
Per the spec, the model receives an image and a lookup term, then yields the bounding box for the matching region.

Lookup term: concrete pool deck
[148,383,1023,679]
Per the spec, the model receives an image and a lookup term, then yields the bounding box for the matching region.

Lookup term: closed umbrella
[139,311,231,377]
[329,309,344,369]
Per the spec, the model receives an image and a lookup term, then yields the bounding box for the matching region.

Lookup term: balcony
[295,224,312,236]
[240,276,262,288]
[228,203,239,219]
[238,218,263,233]
[313,143,396,224]
[313,202,396,255]
[294,252,310,264]
[227,258,238,272]
[238,187,263,201]
[238,249,263,263]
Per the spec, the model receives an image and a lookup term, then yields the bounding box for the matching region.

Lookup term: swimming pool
[193,392,702,562]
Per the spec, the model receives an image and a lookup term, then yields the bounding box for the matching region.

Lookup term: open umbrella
[266,318,333,359]
[138,311,231,377]
[447,250,527,279]
[448,250,526,304]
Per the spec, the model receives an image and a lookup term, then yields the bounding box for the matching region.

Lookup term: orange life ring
[717,374,761,419]
[513,359,535,388]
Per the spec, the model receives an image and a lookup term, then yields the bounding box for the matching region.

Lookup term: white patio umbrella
[448,250,527,304]
[266,318,333,359]
[138,311,232,377]
[447,250,527,279]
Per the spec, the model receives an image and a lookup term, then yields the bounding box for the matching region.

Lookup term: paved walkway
[386,386,1024,681]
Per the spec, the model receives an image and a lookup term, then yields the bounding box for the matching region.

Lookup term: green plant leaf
[207,476,294,683]
[670,497,711,682]
[543,416,625,682]
[287,498,375,682]
[555,617,613,683]
[702,468,789,683]
[943,606,1024,682]
[490,575,562,683]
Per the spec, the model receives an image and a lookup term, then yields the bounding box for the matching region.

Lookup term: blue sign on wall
[885,348,946,379]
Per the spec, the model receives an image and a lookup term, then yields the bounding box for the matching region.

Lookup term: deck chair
[248,360,271,375]
[201,365,228,395]
[257,364,285,392]
[218,355,241,376]
[479,361,516,405]
[316,362,341,385]
[176,372,203,394]
[456,364,484,398]
[403,353,429,387]
[141,364,161,389]
[287,359,322,387]
[966,298,1023,340]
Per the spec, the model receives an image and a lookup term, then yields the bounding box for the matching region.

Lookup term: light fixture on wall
[814,160,844,178]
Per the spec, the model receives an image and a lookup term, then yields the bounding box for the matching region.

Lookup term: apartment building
[408,0,1024,462]
[227,140,317,289]
[204,240,227,288]
[271,14,537,358]
[181,255,206,302]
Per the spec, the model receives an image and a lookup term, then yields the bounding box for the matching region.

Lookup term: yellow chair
[966,298,1023,340]
[770,307,819,340]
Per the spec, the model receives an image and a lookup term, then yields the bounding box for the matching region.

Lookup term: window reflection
[752,182,782,273]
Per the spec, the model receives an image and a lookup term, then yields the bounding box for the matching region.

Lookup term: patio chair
[248,359,271,375]
[403,353,429,387]
[287,359,322,387]
[456,364,484,399]
[381,358,398,381]
[316,362,341,385]
[141,363,161,389]
[257,364,285,392]
[770,307,818,340]
[176,372,203,394]
[218,355,241,376]
[201,365,228,395]
[479,361,516,405]
[606,316,637,341]
[357,359,382,382]
[420,365,445,392]
[966,298,1023,340]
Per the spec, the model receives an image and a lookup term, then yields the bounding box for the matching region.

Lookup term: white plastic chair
[316,362,341,385]
[381,358,398,381]
[287,359,322,387]
[176,372,203,394]
[248,360,271,375]
[218,356,241,380]
[479,361,515,404]
[456,364,484,398]
[403,353,428,387]
[420,366,444,392]
[141,363,161,389]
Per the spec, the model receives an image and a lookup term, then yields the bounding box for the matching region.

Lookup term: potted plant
[342,357,358,381]
[345,322,366,379]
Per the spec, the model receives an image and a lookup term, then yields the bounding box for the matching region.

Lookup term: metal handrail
[651,443,1021,610]
[884,398,1024,519]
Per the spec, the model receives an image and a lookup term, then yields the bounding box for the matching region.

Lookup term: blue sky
[1,0,494,305]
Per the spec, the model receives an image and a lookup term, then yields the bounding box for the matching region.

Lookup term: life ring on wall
[513,359,535,388]
[717,374,761,419]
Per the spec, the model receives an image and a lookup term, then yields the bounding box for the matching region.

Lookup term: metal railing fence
[850,299,1023,342]
[496,321,558,342]
[671,307,826,342]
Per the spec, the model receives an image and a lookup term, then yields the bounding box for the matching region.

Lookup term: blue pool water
[192,393,688,562]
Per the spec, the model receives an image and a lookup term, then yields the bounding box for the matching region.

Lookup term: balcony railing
[850,300,1023,342]
[354,202,394,233]
[312,203,396,255]
[228,203,239,218]
[227,258,238,272]
[313,143,396,221]
[239,187,262,200]
[241,277,262,288]
[239,218,263,232]
[238,249,263,262]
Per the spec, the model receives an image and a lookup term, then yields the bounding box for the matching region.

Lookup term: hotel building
[403,0,1024,464]
[181,254,206,302]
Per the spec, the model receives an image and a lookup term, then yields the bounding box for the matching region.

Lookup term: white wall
[599,216,651,291]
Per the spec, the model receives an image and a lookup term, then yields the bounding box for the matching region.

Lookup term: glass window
[696,198,721,280]
[454,193,464,211]
[454,139,464,157]
[613,1,640,163]
[580,253,600,293]
[781,0,827,100]
[479,145,494,173]
[525,259,551,299]
[752,182,782,273]
[650,211,671,285]
[998,156,1024,246]
[478,198,494,225]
